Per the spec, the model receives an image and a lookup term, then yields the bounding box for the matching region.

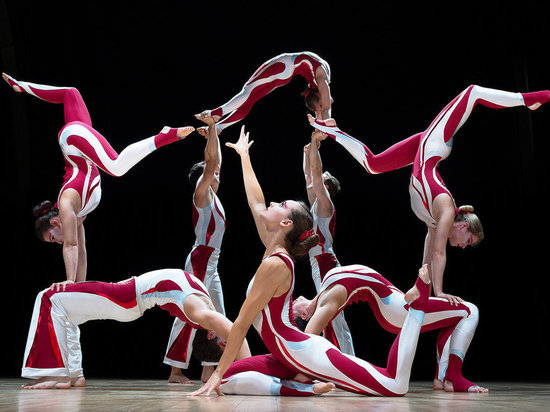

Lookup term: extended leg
[308,114,422,174]
[200,56,294,132]
[59,123,193,177]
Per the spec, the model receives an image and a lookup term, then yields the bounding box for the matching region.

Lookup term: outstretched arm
[309,131,333,218]
[426,196,463,306]
[76,223,87,282]
[52,190,84,290]
[194,116,221,207]
[226,126,269,246]
[303,144,316,206]
[315,67,332,120]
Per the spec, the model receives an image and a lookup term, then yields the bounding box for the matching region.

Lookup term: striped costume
[220,253,429,396]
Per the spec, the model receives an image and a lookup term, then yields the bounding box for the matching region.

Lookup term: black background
[1,1,549,383]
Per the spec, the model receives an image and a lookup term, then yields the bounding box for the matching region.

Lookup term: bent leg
[22,280,141,384]
[3,74,92,125]
[221,354,321,396]
[212,56,294,131]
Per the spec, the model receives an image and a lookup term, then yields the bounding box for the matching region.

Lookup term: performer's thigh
[224,354,297,380]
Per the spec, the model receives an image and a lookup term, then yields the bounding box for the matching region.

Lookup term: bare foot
[433,378,444,390]
[194,112,216,125]
[195,110,221,123]
[22,376,72,389]
[404,264,430,304]
[313,381,335,394]
[71,376,86,387]
[444,380,489,393]
[307,113,336,127]
[168,372,194,384]
[528,102,542,111]
[177,126,195,139]
[2,73,22,92]
[201,365,215,383]
[160,126,194,140]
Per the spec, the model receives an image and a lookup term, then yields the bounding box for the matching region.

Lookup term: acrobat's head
[449,205,484,249]
[322,171,341,198]
[260,200,319,258]
[188,161,220,193]
[33,200,63,244]
[293,296,314,321]
[192,328,226,363]
[303,87,321,113]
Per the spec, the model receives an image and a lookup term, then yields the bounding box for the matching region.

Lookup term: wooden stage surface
[1,379,549,411]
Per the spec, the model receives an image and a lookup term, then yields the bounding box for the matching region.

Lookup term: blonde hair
[455,205,484,245]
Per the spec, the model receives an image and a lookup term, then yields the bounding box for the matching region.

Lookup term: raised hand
[225,125,253,156]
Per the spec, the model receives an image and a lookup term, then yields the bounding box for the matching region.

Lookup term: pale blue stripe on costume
[407,307,425,324]
[450,349,465,360]
[141,289,187,305]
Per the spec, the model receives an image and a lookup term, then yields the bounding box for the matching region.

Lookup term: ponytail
[286,201,320,258]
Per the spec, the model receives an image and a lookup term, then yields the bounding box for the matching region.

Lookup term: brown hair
[285,201,320,258]
[192,329,224,363]
[188,161,205,187]
[302,87,320,112]
[323,171,341,198]
[33,200,59,240]
[455,205,484,245]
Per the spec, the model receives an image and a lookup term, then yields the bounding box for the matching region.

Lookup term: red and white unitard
[22,269,209,379]
[164,193,226,369]
[319,264,479,391]
[220,252,428,397]
[308,200,354,356]
[4,74,182,217]
[211,52,330,131]
[309,85,550,226]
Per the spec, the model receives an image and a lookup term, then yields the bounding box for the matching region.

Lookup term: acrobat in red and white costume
[164,193,227,369]
[318,264,479,392]
[308,200,354,356]
[211,52,330,131]
[22,269,209,380]
[4,74,183,217]
[220,253,429,397]
[309,85,550,226]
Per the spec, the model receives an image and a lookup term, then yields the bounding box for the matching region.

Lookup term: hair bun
[33,200,54,217]
[458,205,474,214]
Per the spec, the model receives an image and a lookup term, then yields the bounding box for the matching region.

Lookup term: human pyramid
[5,50,550,396]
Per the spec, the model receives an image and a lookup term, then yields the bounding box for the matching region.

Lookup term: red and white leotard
[4,75,182,218]
[212,51,330,131]
[220,252,429,397]
[307,200,354,356]
[309,85,550,227]
[319,264,480,391]
[22,269,209,379]
[164,193,227,369]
